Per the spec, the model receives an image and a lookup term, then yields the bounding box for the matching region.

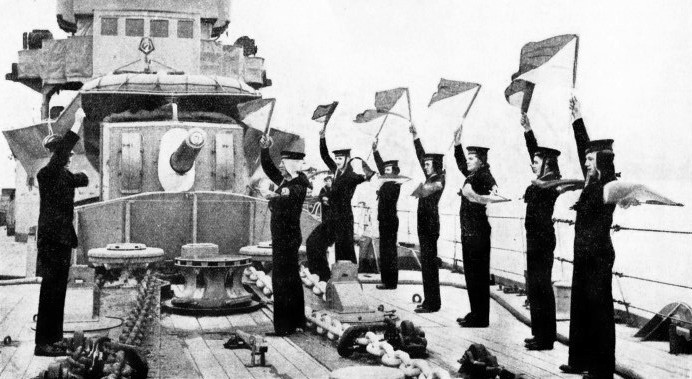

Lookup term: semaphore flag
[428,79,480,107]
[375,87,407,113]
[504,79,535,113]
[604,182,684,208]
[505,34,578,112]
[354,87,409,123]
[312,101,338,123]
[354,109,386,123]
[237,98,276,133]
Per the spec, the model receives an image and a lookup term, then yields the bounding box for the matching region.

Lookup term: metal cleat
[223,329,268,366]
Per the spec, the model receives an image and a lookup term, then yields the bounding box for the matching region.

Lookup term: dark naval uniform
[306,137,368,282]
[318,185,332,221]
[35,130,89,346]
[414,138,445,311]
[523,130,559,345]
[373,150,401,288]
[567,119,616,378]
[455,144,496,326]
[260,148,310,335]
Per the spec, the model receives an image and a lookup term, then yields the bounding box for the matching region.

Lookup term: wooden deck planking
[244,336,312,379]
[185,336,231,379]
[202,337,256,379]
[197,315,233,333]
[157,335,204,379]
[248,309,273,328]
[159,314,177,331]
[0,284,39,379]
[364,284,576,378]
[266,337,331,378]
[484,277,691,378]
[0,266,688,379]
[227,312,259,329]
[169,313,205,332]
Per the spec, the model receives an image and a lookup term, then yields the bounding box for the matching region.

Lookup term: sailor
[318,175,333,221]
[409,124,445,313]
[560,97,616,379]
[453,124,498,328]
[306,125,374,282]
[34,108,89,357]
[259,135,310,336]
[372,138,402,290]
[520,113,561,350]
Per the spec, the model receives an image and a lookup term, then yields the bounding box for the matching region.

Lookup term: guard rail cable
[350,204,692,320]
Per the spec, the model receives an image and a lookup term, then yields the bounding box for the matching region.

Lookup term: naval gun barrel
[170,128,207,174]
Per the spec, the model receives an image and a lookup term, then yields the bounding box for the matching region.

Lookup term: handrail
[350,203,692,295]
[352,204,692,235]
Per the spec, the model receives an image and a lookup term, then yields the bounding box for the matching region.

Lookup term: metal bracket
[223,329,268,367]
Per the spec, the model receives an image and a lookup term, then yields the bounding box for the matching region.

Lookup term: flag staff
[461,85,482,121]
[572,35,580,88]
[263,99,276,135]
[405,88,413,122]
[448,85,482,151]
[374,113,390,139]
[365,114,390,161]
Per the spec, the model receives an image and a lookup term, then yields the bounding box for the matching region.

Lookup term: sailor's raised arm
[410,124,426,173]
[319,128,337,173]
[521,113,539,161]
[372,138,385,175]
[259,135,283,185]
[453,126,470,177]
[570,97,590,179]
[45,109,85,170]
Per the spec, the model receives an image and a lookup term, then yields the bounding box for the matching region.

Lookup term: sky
[1,0,692,197]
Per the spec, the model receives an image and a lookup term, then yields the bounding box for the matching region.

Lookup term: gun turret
[169,128,207,174]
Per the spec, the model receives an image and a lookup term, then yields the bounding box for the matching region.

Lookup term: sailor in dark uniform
[409,125,445,313]
[306,127,373,282]
[453,126,498,328]
[560,97,617,379]
[520,113,561,350]
[318,176,333,220]
[35,109,89,356]
[259,135,310,336]
[372,138,402,290]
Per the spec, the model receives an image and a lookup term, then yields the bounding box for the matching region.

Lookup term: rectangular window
[125,18,144,37]
[101,17,118,36]
[150,19,169,38]
[177,20,194,39]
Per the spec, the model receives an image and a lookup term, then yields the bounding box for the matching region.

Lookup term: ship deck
[1,269,690,379]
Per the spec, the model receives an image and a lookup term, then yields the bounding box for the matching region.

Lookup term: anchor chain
[243,266,274,300]
[34,271,160,379]
[300,266,446,379]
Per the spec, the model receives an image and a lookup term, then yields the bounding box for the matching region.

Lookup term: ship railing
[351,203,692,324]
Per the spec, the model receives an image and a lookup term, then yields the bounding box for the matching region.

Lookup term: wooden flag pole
[374,113,390,139]
[461,84,482,120]
[447,85,482,151]
[572,35,580,88]
[263,98,276,135]
[365,114,390,161]
[405,88,413,122]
